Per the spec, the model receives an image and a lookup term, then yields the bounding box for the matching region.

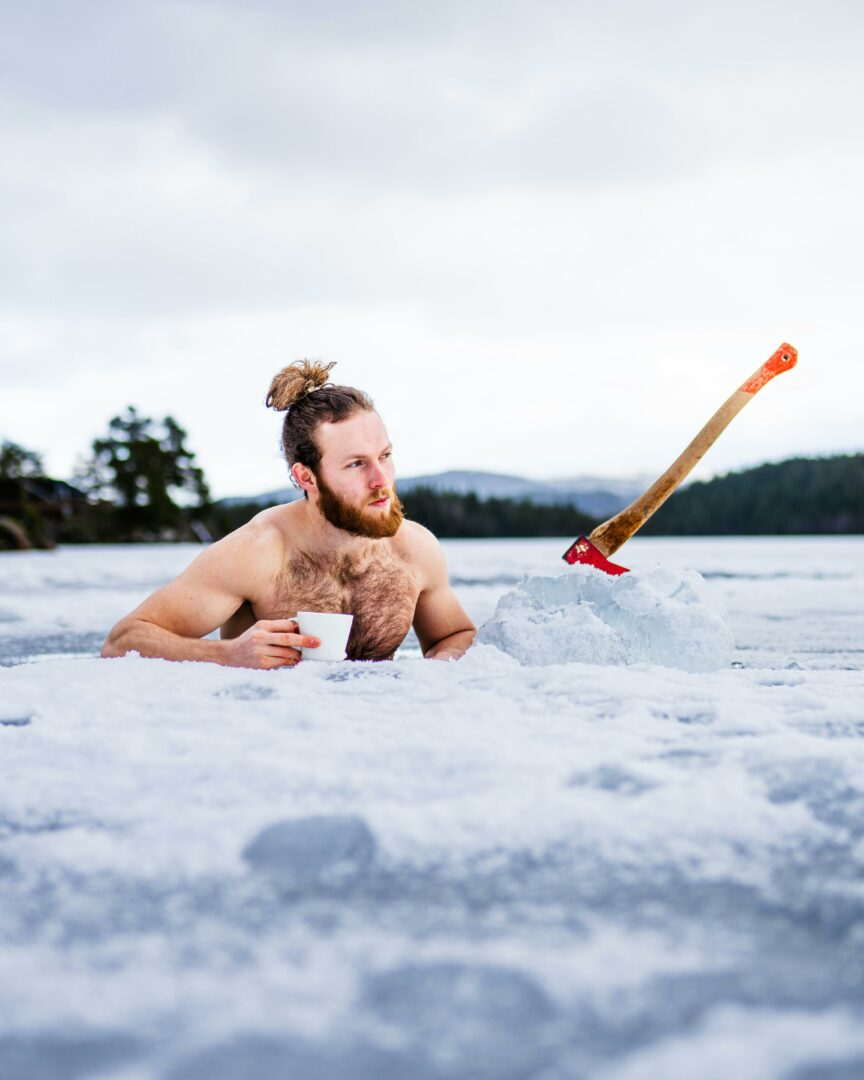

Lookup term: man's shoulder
[395,517,437,546]
[199,504,298,595]
[393,518,444,566]
[221,504,295,558]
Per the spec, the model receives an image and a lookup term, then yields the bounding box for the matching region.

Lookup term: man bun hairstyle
[266,359,336,411]
[265,359,375,478]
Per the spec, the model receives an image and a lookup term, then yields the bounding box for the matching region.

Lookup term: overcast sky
[2,0,862,498]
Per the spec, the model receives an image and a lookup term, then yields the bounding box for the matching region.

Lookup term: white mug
[296,611,354,662]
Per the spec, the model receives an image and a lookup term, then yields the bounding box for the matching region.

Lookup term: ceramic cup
[296,611,354,662]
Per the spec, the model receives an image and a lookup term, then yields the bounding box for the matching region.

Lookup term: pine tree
[76,407,210,539]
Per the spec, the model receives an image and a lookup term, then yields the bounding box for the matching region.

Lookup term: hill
[210,455,864,540]
[221,469,650,518]
[643,454,864,535]
[397,487,596,540]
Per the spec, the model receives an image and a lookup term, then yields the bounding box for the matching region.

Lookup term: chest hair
[266,545,419,661]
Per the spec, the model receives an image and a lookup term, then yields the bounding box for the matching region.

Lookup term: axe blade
[562,536,629,575]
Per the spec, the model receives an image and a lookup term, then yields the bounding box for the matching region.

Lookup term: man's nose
[368,463,388,489]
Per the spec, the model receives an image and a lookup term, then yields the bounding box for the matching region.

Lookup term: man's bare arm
[409,525,477,661]
[423,628,477,661]
[101,518,319,668]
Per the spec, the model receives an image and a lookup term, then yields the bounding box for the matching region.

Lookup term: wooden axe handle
[589,342,798,558]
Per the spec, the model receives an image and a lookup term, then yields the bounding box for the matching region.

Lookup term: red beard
[315,476,404,539]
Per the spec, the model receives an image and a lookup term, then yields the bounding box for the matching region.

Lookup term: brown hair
[266,360,374,480]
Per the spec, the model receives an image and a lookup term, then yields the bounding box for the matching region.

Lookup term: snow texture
[1,536,864,1080]
[478,564,734,670]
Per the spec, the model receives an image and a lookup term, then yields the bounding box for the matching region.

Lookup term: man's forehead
[318,411,390,455]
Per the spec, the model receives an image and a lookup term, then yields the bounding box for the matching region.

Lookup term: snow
[477,564,734,671]
[1,536,864,1079]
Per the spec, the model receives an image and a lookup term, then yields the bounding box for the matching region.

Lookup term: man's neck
[295,497,382,559]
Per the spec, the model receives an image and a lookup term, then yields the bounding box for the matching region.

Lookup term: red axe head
[562,537,629,575]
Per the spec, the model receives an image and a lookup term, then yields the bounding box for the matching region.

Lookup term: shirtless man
[101,361,477,667]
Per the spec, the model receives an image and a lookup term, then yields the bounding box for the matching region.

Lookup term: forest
[1,410,861,548]
[642,454,864,536]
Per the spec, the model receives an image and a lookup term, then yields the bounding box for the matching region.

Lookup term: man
[101,361,477,667]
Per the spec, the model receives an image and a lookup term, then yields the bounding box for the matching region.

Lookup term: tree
[76,407,211,539]
[398,486,597,538]
[0,439,44,479]
[643,454,864,535]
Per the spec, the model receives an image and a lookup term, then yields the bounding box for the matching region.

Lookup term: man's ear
[291,462,317,494]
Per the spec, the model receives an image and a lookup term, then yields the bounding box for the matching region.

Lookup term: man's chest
[255,550,420,661]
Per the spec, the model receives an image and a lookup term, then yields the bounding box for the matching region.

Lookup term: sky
[1,0,863,499]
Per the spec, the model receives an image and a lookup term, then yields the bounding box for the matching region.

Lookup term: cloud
[1,0,862,494]
[6,0,863,194]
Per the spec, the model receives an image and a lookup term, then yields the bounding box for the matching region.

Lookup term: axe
[563,343,798,575]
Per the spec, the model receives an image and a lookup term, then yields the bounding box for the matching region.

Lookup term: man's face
[310,410,403,539]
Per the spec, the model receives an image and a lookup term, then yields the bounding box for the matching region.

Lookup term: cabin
[0,477,89,549]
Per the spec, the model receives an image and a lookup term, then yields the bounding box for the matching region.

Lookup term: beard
[315,475,404,539]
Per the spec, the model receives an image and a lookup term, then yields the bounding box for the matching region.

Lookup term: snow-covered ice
[1,536,864,1079]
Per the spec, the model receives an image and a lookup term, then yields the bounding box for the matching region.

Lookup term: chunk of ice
[477,565,734,672]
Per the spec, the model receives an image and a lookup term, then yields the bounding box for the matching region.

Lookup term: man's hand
[222,619,320,669]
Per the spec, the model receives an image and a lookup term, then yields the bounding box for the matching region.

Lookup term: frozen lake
[1,536,864,1079]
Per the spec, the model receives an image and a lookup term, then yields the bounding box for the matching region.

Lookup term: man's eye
[382,451,392,460]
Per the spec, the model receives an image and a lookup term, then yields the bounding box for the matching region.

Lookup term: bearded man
[101,361,477,666]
